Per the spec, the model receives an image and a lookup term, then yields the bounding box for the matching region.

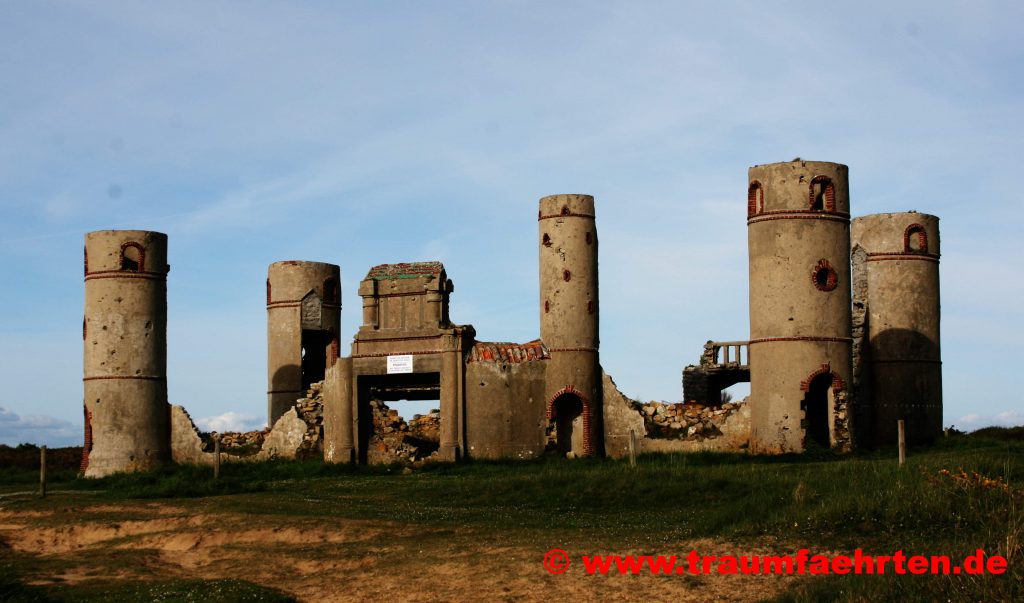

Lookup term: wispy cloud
[0,406,81,447]
[194,412,265,434]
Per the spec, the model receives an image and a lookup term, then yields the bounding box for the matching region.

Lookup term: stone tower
[852,212,941,446]
[267,261,341,426]
[747,161,853,453]
[83,230,170,477]
[538,194,601,456]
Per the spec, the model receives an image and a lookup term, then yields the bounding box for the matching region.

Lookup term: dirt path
[0,502,801,602]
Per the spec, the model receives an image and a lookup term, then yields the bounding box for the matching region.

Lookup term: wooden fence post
[897,420,906,467]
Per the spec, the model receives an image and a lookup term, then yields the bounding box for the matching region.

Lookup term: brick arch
[545,385,593,455]
[799,364,846,393]
[903,223,928,253]
[119,241,145,272]
[808,176,836,211]
[747,180,764,217]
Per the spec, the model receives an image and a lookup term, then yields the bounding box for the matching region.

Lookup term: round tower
[538,194,601,456]
[747,161,853,453]
[851,212,941,446]
[267,261,341,426]
[83,230,170,477]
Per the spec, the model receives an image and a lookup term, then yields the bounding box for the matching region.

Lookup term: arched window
[561,205,571,216]
[542,233,552,247]
[119,242,144,272]
[904,224,928,253]
[809,176,835,211]
[747,181,764,216]
[324,278,339,303]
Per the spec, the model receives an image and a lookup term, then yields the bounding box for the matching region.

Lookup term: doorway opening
[300,330,332,392]
[547,393,584,457]
[802,373,833,449]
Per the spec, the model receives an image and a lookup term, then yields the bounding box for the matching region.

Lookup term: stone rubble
[635,400,744,441]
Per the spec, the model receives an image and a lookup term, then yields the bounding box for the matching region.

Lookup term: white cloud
[194,412,265,434]
[0,406,81,447]
[954,411,1024,431]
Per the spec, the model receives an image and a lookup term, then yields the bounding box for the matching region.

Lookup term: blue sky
[1,1,1021,446]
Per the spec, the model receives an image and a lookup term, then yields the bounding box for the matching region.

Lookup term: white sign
[387,354,414,374]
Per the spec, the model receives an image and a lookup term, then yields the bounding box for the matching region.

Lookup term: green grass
[2,432,1021,601]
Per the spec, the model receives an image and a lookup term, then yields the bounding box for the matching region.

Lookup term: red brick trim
[865,253,939,263]
[812,259,838,292]
[351,349,446,358]
[328,337,340,367]
[545,385,593,456]
[749,336,852,344]
[747,180,763,217]
[538,212,596,221]
[85,270,166,282]
[83,375,165,381]
[747,212,849,226]
[903,223,928,253]
[799,363,846,392]
[81,405,92,473]
[809,176,836,211]
[119,241,146,272]
[266,301,343,309]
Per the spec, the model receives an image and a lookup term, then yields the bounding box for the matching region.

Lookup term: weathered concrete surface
[464,357,548,460]
[852,212,941,446]
[267,260,340,428]
[169,405,212,465]
[539,194,602,457]
[601,371,645,459]
[747,161,852,454]
[83,230,171,477]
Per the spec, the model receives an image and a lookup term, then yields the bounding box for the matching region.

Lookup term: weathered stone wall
[601,371,645,459]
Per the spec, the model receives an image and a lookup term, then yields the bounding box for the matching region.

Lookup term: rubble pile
[366,400,440,465]
[638,401,743,440]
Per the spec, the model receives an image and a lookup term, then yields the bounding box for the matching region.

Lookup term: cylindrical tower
[852,212,941,446]
[267,261,341,426]
[83,230,170,477]
[539,194,601,456]
[747,161,853,453]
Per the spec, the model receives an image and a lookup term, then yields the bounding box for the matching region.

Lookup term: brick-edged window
[563,270,571,282]
[561,205,571,216]
[119,242,145,272]
[747,181,764,216]
[809,176,835,212]
[324,278,339,303]
[904,224,928,253]
[812,259,838,292]
[542,233,552,247]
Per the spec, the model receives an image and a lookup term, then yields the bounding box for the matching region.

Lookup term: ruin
[81,159,943,474]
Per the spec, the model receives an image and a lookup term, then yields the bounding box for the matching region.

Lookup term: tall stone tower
[852,212,941,446]
[747,161,853,453]
[83,230,170,477]
[267,261,341,426]
[538,194,601,456]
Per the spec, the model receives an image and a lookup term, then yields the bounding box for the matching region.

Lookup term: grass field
[0,430,1021,601]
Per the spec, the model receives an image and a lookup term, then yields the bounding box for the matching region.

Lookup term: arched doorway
[549,393,584,456]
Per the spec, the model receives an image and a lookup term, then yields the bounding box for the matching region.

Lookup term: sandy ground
[0,502,803,602]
